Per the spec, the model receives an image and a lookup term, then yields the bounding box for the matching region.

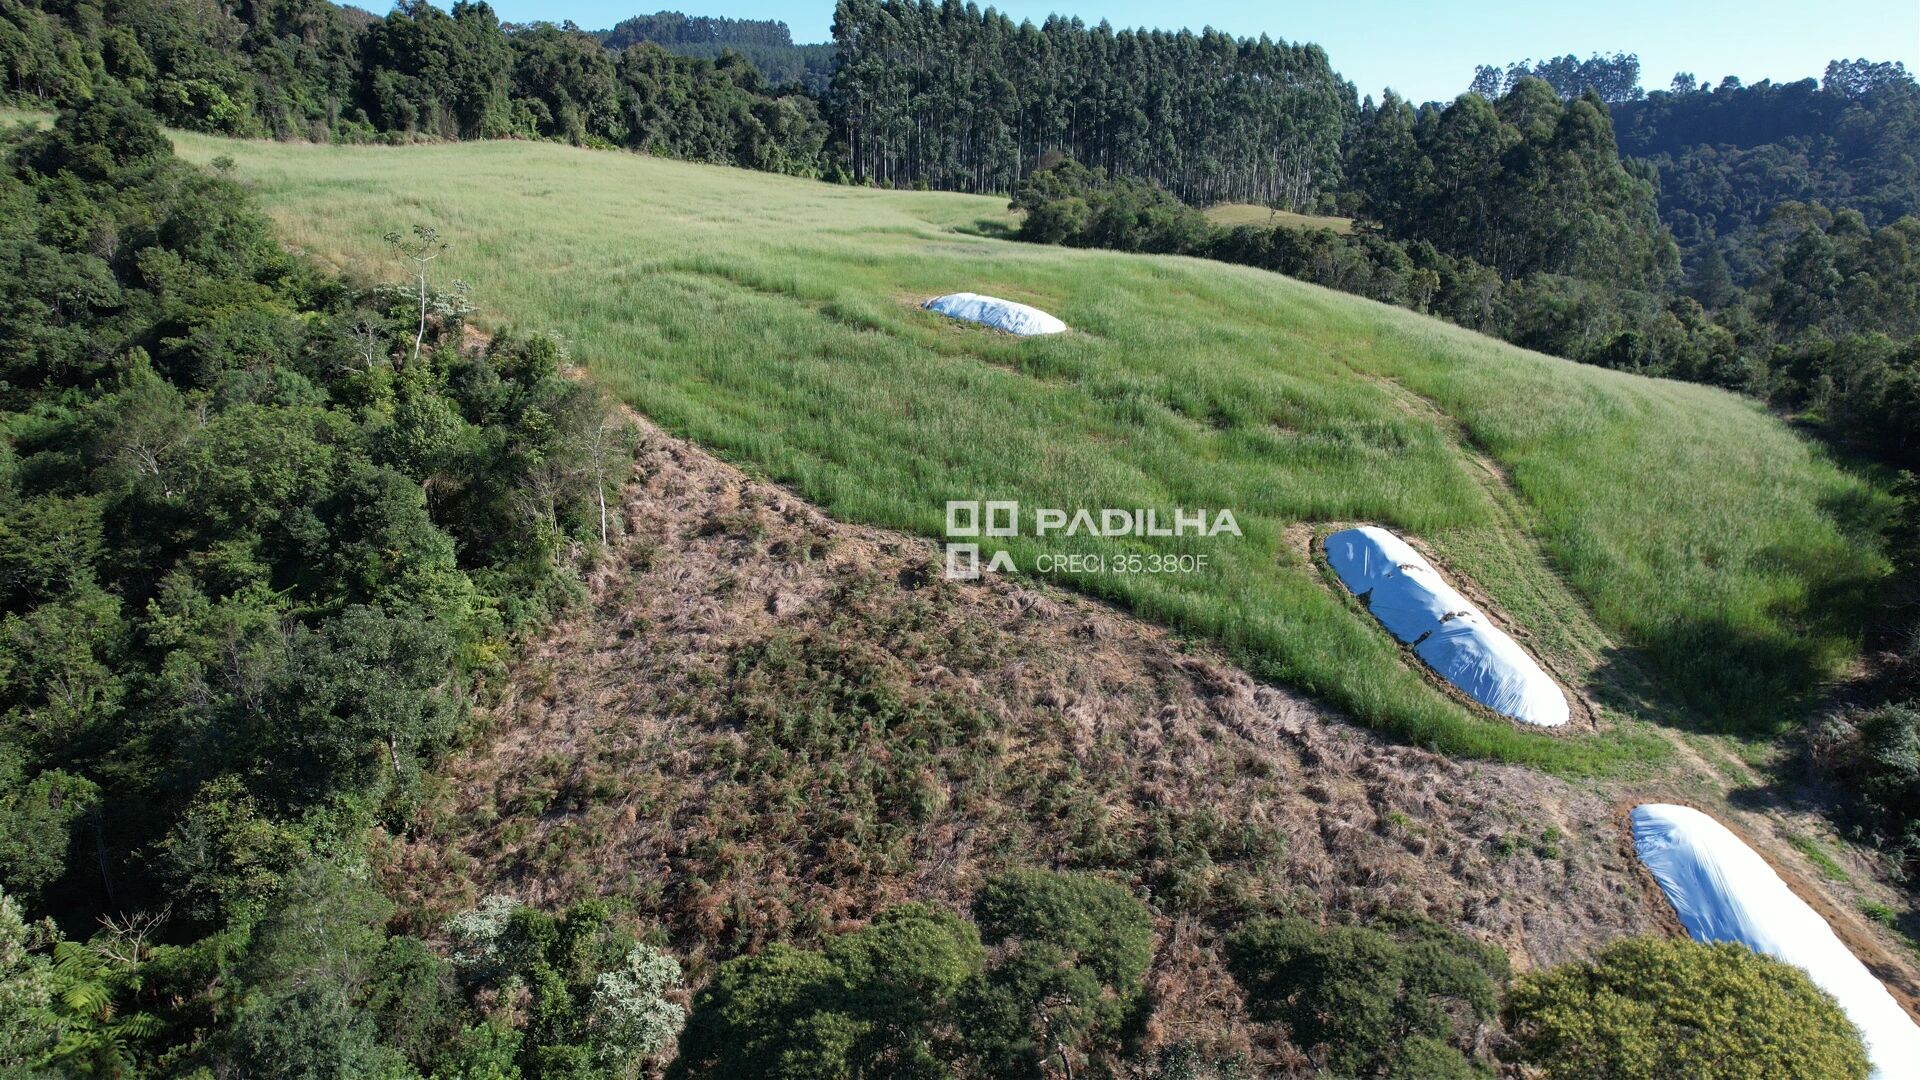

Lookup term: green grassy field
[0,106,52,127]
[169,134,1892,772]
[1205,202,1354,233]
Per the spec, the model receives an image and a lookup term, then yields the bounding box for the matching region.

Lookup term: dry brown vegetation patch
[377,417,1677,1063]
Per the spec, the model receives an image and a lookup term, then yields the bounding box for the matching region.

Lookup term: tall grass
[171,135,1891,771]
[1203,203,1354,233]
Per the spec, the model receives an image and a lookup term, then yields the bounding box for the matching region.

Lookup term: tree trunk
[412,268,428,366]
[92,814,118,910]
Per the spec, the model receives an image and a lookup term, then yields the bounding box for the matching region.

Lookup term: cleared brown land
[375,414,1708,1064]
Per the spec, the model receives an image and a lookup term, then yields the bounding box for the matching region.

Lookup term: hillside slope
[171,135,1890,768]
[375,410,1920,1068]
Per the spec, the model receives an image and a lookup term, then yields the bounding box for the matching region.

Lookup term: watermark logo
[942,500,1239,580]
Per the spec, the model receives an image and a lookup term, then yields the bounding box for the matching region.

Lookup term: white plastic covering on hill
[1324,526,1569,727]
[1632,803,1920,1080]
[923,292,1067,336]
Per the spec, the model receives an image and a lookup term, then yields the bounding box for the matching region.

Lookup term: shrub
[1814,703,1920,883]
[0,887,59,1073]
[964,869,1157,1077]
[440,896,681,1078]
[673,878,1158,1080]
[1224,914,1505,1078]
[585,944,685,1070]
[672,902,983,1080]
[1505,937,1868,1080]
[970,868,1155,994]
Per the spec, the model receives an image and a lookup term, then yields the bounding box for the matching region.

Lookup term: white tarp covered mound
[1325,525,1569,727]
[923,292,1067,336]
[1632,803,1920,1080]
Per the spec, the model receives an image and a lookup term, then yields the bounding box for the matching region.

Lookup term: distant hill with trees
[595,10,836,92]
[1611,60,1920,279]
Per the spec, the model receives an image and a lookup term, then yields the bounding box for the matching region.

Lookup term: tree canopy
[0,0,828,172]
[0,91,640,1079]
[1505,937,1869,1080]
[827,0,1353,204]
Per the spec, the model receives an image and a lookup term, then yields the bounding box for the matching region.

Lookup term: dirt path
[1364,376,1616,670]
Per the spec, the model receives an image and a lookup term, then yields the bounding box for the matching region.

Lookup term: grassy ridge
[172,135,1890,770]
[1204,202,1355,233]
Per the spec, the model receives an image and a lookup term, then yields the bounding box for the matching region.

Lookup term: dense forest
[0,0,829,171]
[1611,61,1920,277]
[0,91,670,1075]
[4,0,1358,204]
[597,11,835,92]
[826,0,1352,202]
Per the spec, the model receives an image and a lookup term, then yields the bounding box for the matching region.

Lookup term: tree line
[602,10,799,50]
[1469,52,1644,104]
[0,0,829,173]
[826,0,1353,203]
[249,0,1365,209]
[0,93,656,1077]
[598,11,836,92]
[1014,71,1920,475]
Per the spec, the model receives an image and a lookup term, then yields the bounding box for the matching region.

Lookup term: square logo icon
[944,543,980,580]
[946,500,981,537]
[985,500,1019,537]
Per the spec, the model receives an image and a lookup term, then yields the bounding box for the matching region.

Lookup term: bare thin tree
[383,224,446,367]
[350,313,385,370]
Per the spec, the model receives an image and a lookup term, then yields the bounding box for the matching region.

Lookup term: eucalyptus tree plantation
[828,0,1354,204]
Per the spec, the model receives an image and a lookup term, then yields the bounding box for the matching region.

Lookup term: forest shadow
[953,214,1018,240]
[1582,608,1847,739]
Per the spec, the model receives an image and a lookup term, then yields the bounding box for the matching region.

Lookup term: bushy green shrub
[1505,937,1868,1080]
[1225,914,1505,1079]
[1815,703,1920,883]
[441,897,683,1080]
[1010,158,1212,253]
[675,872,1158,1080]
[963,868,1157,1079]
[672,902,982,1080]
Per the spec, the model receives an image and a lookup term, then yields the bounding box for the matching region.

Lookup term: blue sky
[486,0,1920,103]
